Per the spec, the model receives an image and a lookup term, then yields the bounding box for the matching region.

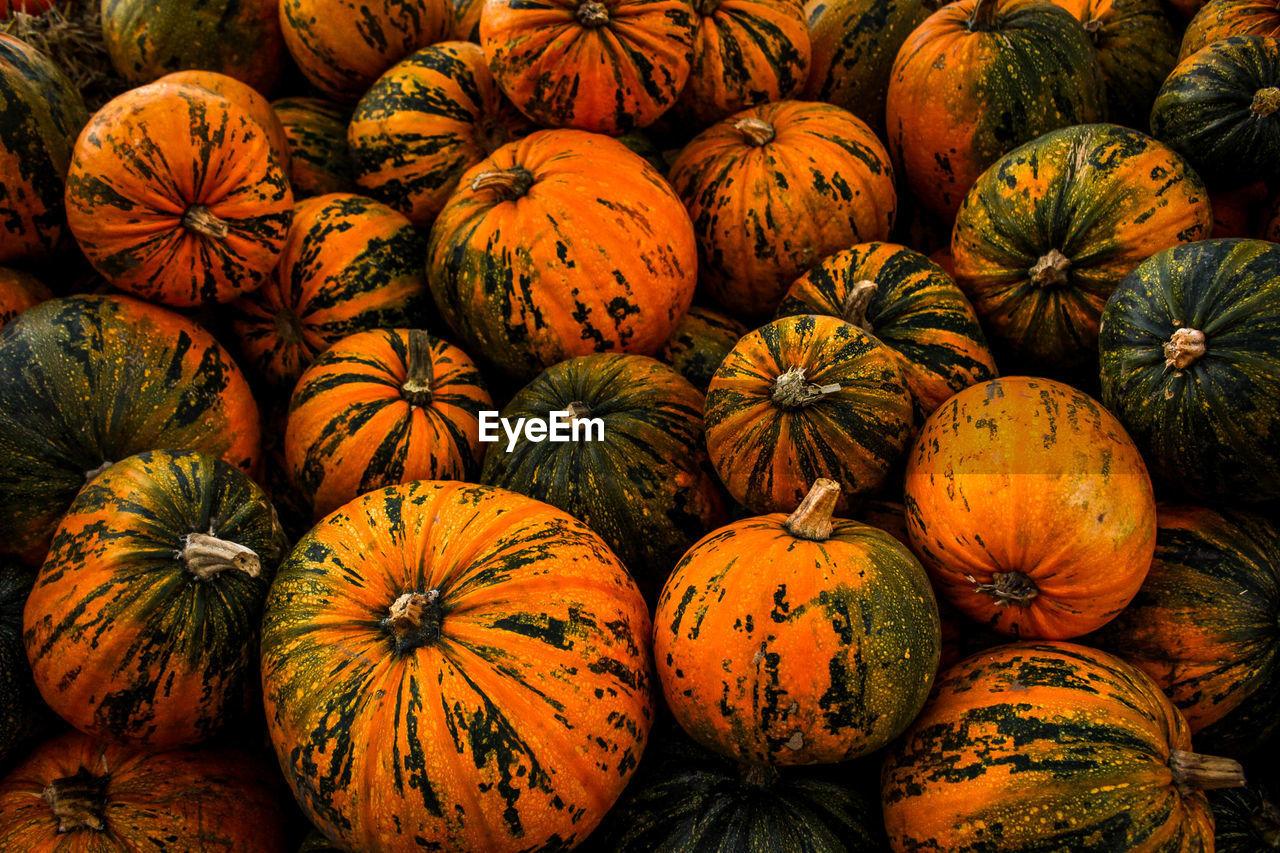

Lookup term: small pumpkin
[1097,239,1280,503]
[64,81,294,306]
[348,41,533,227]
[232,192,429,391]
[271,97,356,199]
[159,70,291,171]
[904,376,1157,639]
[1182,0,1280,61]
[950,123,1212,367]
[882,642,1243,852]
[286,329,492,520]
[0,267,50,326]
[260,480,653,852]
[656,305,747,393]
[775,241,997,420]
[1210,783,1280,852]
[0,560,45,770]
[0,296,260,564]
[481,0,696,134]
[669,100,897,318]
[427,129,697,378]
[885,0,1106,220]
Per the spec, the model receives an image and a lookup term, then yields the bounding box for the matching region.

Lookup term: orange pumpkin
[0,267,50,326]
[904,376,1157,639]
[158,70,291,171]
[1181,0,1280,60]
[271,97,356,199]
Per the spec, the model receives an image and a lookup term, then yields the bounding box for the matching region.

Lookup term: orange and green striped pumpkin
[158,70,292,171]
[881,642,1243,852]
[260,480,653,852]
[452,0,483,39]
[271,97,356,199]
[656,305,747,393]
[0,267,50,327]
[0,559,44,770]
[285,328,492,521]
[1181,0,1280,61]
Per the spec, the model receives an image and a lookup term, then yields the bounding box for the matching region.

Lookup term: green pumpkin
[1210,783,1280,852]
[0,559,47,771]
[1098,238,1280,503]
[655,306,747,394]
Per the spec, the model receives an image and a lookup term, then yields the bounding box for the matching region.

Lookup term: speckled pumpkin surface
[656,305,748,393]
[271,97,355,199]
[1181,0,1280,61]
[159,70,291,171]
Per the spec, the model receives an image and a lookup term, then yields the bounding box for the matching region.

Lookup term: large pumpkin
[904,376,1157,639]
[1181,0,1280,61]
[481,353,725,596]
[951,123,1212,367]
[882,642,1243,852]
[655,478,941,765]
[232,192,429,391]
[64,82,294,307]
[286,328,492,520]
[427,129,697,378]
[159,70,292,171]
[481,0,696,134]
[656,305,747,393]
[0,267,50,327]
[0,296,260,564]
[0,560,44,770]
[348,41,533,227]
[669,100,897,318]
[260,480,653,852]
[0,34,88,264]
[0,731,288,850]
[271,97,356,199]
[705,314,914,514]
[1098,239,1280,503]
[775,241,997,421]
[101,0,285,93]
[885,0,1106,220]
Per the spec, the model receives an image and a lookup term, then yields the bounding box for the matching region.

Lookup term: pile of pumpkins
[2,0,1279,848]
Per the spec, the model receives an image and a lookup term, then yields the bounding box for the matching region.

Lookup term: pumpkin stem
[1252,87,1280,117]
[84,459,112,483]
[42,767,109,833]
[182,204,230,240]
[968,0,1000,30]
[472,167,535,201]
[1169,750,1246,795]
[1029,249,1071,287]
[1163,327,1206,371]
[840,280,879,334]
[742,763,780,788]
[384,590,444,654]
[180,531,262,580]
[575,0,610,26]
[784,478,841,541]
[771,366,841,409]
[972,571,1038,606]
[1083,17,1102,41]
[565,401,592,421]
[401,330,434,407]
[734,117,776,147]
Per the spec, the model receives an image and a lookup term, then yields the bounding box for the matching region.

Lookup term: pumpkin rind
[159,70,292,172]
[0,559,44,770]
[271,97,356,198]
[452,0,482,39]
[1181,0,1280,62]
[0,267,50,327]
[1210,784,1280,851]
[260,480,653,852]
[656,305,747,393]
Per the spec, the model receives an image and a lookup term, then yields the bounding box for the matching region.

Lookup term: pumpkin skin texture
[669,100,897,319]
[1182,0,1280,62]
[232,192,429,391]
[427,129,697,378]
[24,450,287,748]
[1089,505,1280,758]
[159,70,292,172]
[260,480,653,853]
[286,329,492,521]
[951,123,1212,368]
[885,0,1106,220]
[64,82,294,307]
[348,42,534,228]
[0,267,50,327]
[0,34,89,265]
[0,730,288,851]
[775,241,997,422]
[1210,784,1280,852]
[279,0,452,102]
[481,353,725,596]
[0,560,44,771]
[904,377,1157,639]
[1097,239,1280,503]
[705,314,914,514]
[452,0,482,39]
[0,296,260,564]
[655,479,941,766]
[881,642,1232,853]
[656,305,748,393]
[480,0,696,135]
[1151,36,1280,190]
[271,97,356,198]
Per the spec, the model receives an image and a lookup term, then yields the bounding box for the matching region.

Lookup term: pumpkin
[481,353,725,596]
[101,0,285,93]
[159,70,291,171]
[0,267,50,326]
[481,0,696,134]
[286,329,492,520]
[452,0,482,40]
[271,97,356,199]
[775,241,997,421]
[0,296,260,564]
[885,0,1106,220]
[705,314,914,514]
[656,305,747,393]
[1097,239,1280,503]
[260,480,653,852]
[1182,0,1280,61]
[348,41,533,227]
[1211,783,1280,851]
[1151,36,1280,190]
[669,100,897,318]
[1213,182,1270,236]
[801,0,931,136]
[64,82,293,307]
[882,642,1244,852]
[655,478,940,765]
[0,560,44,770]
[427,129,697,378]
[950,123,1212,368]
[279,0,452,102]
[0,34,88,264]
[232,192,429,391]
[904,376,1157,639]
[0,730,288,850]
